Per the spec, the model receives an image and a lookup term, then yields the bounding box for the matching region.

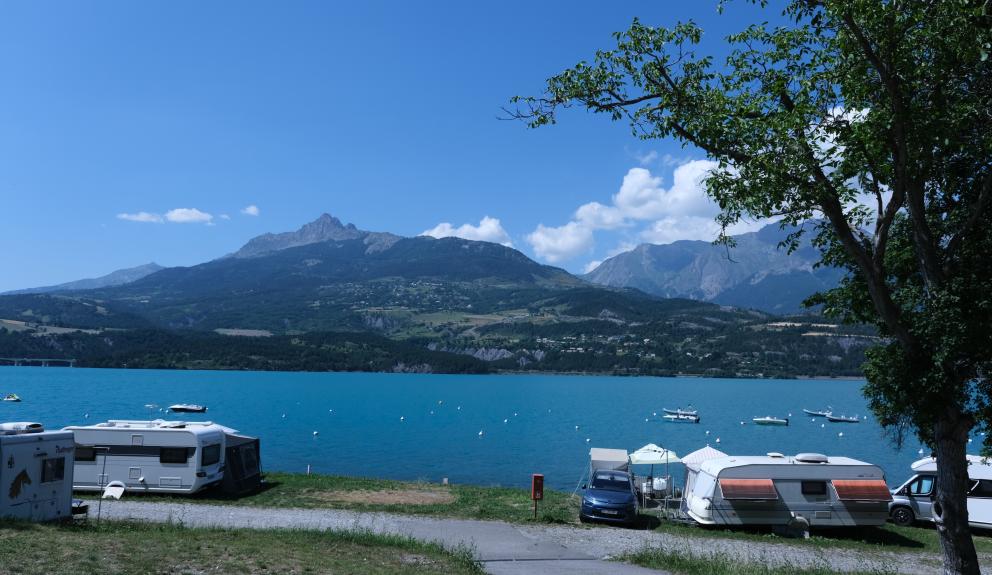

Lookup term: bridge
[0,358,77,367]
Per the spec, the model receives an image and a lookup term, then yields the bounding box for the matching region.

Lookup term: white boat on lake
[753,416,789,426]
[169,404,207,413]
[663,413,700,423]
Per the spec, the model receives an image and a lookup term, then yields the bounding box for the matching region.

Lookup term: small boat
[663,413,700,423]
[663,407,698,417]
[2,393,21,402]
[753,416,789,426]
[803,407,832,417]
[169,404,207,413]
[826,414,860,423]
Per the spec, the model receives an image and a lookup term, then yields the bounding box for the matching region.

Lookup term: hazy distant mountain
[584,223,844,314]
[4,262,165,295]
[232,213,401,258]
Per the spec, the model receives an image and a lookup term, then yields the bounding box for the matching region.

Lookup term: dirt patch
[312,488,456,505]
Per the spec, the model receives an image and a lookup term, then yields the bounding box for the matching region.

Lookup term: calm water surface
[0,367,972,491]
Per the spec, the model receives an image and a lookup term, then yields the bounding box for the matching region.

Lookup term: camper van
[0,422,76,521]
[684,452,891,528]
[64,419,261,495]
[889,455,992,529]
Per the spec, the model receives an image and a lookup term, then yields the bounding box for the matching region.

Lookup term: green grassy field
[621,547,892,575]
[0,520,483,575]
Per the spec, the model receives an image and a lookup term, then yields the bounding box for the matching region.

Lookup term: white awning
[682,445,728,471]
[590,448,629,472]
[629,443,681,465]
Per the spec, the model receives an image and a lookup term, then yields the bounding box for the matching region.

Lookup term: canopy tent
[589,448,629,472]
[682,445,728,471]
[629,443,680,465]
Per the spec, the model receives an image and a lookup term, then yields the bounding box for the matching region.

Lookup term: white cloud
[117,212,163,223]
[164,208,213,224]
[241,204,260,216]
[634,150,659,166]
[220,214,231,220]
[583,260,603,274]
[421,216,513,246]
[526,221,594,263]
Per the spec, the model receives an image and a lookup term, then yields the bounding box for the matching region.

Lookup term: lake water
[0,367,972,491]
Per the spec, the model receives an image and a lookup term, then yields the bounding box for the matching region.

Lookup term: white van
[889,455,992,529]
[0,422,76,521]
[64,419,229,494]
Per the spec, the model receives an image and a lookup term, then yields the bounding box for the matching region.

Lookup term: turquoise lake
[0,367,975,491]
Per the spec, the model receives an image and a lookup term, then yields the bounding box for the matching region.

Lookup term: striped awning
[833,479,892,501]
[719,478,778,500]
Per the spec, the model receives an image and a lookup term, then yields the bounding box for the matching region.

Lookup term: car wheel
[891,506,915,527]
[579,515,589,524]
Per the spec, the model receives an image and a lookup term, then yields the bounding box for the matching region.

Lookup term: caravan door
[967,479,992,529]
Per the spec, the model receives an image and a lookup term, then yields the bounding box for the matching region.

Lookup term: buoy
[705,430,710,435]
[313,431,319,436]
[838,432,844,437]
[644,418,649,422]
[400,416,405,421]
[740,421,745,425]
[788,413,792,417]
[918,448,925,454]
[457,406,462,411]
[575,425,580,430]
[84,413,89,419]
[438,400,443,405]
[715,438,721,444]
[653,412,657,417]
[503,418,508,424]
[513,412,518,417]
[585,438,591,443]
[282,414,286,418]
[821,424,825,428]
[969,438,974,443]
[430,410,434,415]
[329,409,333,413]
[478,430,484,437]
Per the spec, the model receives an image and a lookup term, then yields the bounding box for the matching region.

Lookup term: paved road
[92,501,664,574]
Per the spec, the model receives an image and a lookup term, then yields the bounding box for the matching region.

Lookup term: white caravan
[64,419,232,495]
[684,452,891,528]
[0,422,76,521]
[889,455,992,529]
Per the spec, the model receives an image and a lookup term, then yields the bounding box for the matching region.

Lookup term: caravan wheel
[891,506,915,527]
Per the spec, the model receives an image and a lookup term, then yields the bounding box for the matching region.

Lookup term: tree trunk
[933,414,981,575]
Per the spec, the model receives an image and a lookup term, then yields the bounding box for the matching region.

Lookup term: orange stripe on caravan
[719,478,778,500]
[832,479,892,501]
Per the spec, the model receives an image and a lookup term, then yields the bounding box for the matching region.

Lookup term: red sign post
[531,474,544,519]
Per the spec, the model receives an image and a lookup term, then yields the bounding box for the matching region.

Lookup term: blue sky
[0,1,781,292]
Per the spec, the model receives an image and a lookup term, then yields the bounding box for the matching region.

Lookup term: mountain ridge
[3,262,165,295]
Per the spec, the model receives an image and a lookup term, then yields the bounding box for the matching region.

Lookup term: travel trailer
[889,455,992,529]
[0,422,76,521]
[683,452,891,528]
[64,419,261,495]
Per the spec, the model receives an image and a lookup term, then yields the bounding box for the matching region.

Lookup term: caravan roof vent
[795,453,829,464]
[0,422,44,435]
[767,452,785,458]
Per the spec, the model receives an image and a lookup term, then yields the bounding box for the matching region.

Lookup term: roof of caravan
[589,448,629,463]
[700,454,875,475]
[64,419,237,435]
[912,455,992,479]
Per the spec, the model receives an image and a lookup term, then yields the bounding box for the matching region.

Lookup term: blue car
[580,469,639,525]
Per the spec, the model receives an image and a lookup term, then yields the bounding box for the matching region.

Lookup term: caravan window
[969,480,992,498]
[76,446,97,462]
[909,475,935,496]
[201,444,221,466]
[801,481,827,495]
[160,447,190,464]
[41,457,65,483]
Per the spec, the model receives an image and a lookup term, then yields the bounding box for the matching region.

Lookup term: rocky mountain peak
[232,213,399,258]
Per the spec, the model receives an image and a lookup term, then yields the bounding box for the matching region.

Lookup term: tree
[510,2,992,573]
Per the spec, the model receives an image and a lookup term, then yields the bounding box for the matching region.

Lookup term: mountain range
[0,214,869,377]
[3,262,164,295]
[584,224,843,314]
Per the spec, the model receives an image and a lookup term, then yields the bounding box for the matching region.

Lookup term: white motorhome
[889,455,992,529]
[64,419,247,495]
[0,422,76,521]
[684,452,891,528]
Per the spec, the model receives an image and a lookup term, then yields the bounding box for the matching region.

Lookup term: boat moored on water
[663,413,700,423]
[663,407,698,417]
[2,394,21,402]
[826,414,860,423]
[753,416,789,426]
[803,408,832,417]
[169,404,207,413]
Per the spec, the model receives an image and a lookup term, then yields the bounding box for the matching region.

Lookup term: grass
[621,547,893,575]
[81,471,580,524]
[0,519,483,575]
[639,514,992,556]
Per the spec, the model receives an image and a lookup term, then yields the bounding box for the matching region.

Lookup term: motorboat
[803,407,832,417]
[826,414,860,423]
[663,407,698,417]
[2,394,21,402]
[169,404,207,413]
[752,416,789,426]
[663,413,700,423]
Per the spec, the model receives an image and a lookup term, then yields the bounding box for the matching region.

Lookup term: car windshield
[591,472,630,492]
